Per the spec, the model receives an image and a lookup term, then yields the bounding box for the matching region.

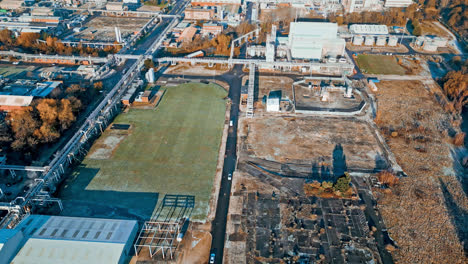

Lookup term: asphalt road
[208,64,244,264]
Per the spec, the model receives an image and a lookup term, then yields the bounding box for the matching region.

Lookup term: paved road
[208,65,244,264]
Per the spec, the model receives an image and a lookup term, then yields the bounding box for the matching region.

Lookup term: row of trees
[0,29,120,57]
[0,82,101,158]
[442,0,467,39]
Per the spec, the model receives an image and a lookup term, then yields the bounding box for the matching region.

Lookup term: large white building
[288,22,345,60]
[384,0,413,7]
[0,215,138,264]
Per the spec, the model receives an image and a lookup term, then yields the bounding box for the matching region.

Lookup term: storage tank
[423,43,438,52]
[388,36,398,46]
[432,37,448,47]
[376,36,386,46]
[364,36,375,46]
[352,35,364,46]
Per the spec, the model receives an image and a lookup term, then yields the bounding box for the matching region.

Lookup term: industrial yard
[72,16,151,42]
[57,83,228,221]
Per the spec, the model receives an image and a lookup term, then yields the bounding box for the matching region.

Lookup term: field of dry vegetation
[374,80,468,263]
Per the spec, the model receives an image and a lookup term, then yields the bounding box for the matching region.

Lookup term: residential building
[288,22,345,60]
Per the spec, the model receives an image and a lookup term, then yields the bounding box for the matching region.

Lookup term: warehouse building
[288,22,345,60]
[0,215,139,264]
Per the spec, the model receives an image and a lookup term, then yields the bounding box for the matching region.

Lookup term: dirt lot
[373,80,468,263]
[346,43,409,53]
[355,55,407,75]
[164,63,230,76]
[420,21,451,38]
[75,17,150,42]
[240,116,386,171]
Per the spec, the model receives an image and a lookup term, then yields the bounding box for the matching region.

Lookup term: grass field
[0,65,30,78]
[355,55,406,75]
[58,83,228,221]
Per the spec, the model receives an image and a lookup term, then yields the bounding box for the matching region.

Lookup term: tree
[333,172,351,193]
[16,32,40,48]
[377,171,399,187]
[57,99,76,130]
[0,29,13,46]
[7,107,40,151]
[143,59,155,70]
[36,99,58,125]
[441,71,468,113]
[93,81,104,91]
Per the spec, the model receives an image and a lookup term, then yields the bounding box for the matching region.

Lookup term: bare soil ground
[294,84,363,111]
[373,80,468,263]
[164,63,230,76]
[240,116,384,171]
[346,43,409,53]
[76,17,150,42]
[420,21,451,38]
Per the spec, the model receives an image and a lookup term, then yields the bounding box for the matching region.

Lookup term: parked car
[209,251,216,264]
[228,173,232,180]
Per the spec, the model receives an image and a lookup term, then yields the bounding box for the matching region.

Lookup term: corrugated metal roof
[349,24,389,35]
[0,95,33,107]
[11,238,126,264]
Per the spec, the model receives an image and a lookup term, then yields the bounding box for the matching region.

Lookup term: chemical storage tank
[364,36,375,46]
[376,36,386,46]
[432,37,448,47]
[352,35,364,46]
[423,42,438,52]
[388,36,398,46]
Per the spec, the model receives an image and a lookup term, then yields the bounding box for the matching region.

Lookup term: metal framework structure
[247,63,255,118]
[230,28,260,60]
[134,195,194,260]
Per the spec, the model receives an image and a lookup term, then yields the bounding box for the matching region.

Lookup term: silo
[387,36,398,46]
[364,36,375,46]
[376,36,387,46]
[352,35,364,46]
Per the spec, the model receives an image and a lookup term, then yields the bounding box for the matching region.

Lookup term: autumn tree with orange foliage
[441,71,468,114]
[377,171,399,187]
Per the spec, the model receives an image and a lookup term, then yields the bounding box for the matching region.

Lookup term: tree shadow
[450,148,468,197]
[438,178,468,256]
[332,144,347,177]
[374,153,388,172]
[54,166,160,222]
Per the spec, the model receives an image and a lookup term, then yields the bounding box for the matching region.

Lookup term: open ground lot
[74,16,150,42]
[373,80,468,263]
[355,55,406,75]
[0,64,36,78]
[240,116,386,171]
[57,83,228,221]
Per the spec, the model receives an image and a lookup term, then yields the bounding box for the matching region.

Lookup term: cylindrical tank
[432,37,448,47]
[364,36,375,46]
[388,36,398,46]
[352,35,364,46]
[376,36,386,46]
[423,43,438,52]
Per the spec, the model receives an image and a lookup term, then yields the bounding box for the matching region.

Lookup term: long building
[288,22,345,60]
[0,215,138,264]
[190,0,241,6]
[384,0,413,7]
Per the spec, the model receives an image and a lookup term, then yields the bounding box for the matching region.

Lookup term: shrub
[453,132,465,146]
[333,172,351,193]
[377,171,399,187]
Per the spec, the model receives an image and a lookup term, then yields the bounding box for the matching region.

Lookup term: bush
[453,132,465,146]
[377,171,399,187]
[333,172,351,193]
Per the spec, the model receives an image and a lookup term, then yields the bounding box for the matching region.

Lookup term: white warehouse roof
[349,24,389,35]
[10,215,138,264]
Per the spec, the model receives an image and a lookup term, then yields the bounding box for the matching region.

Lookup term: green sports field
[58,83,227,221]
[355,54,406,75]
